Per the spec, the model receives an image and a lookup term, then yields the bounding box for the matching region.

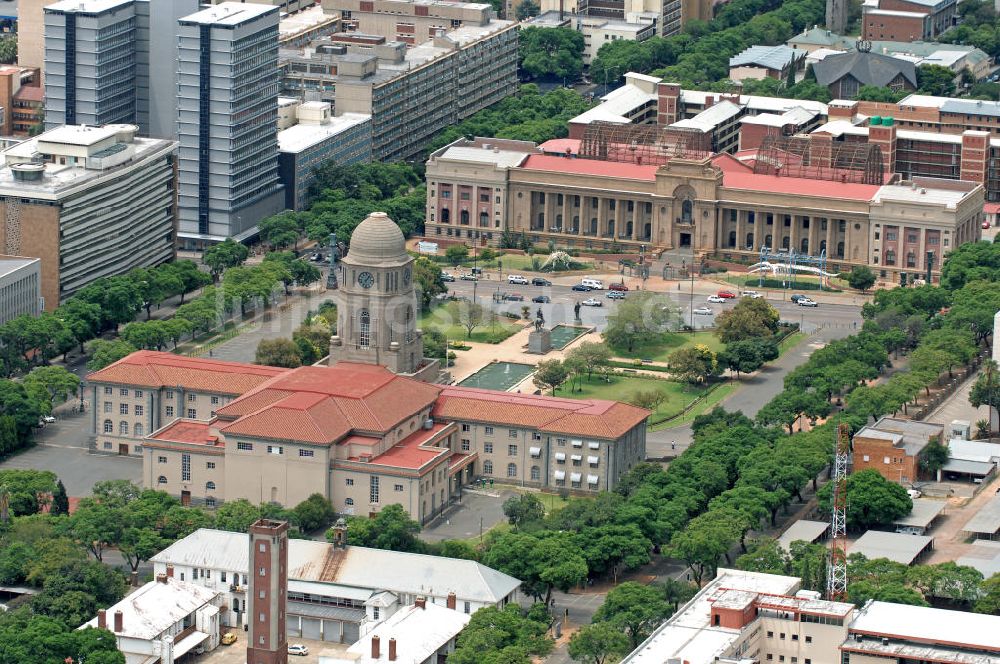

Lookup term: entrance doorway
[180,491,191,506]
[679,233,692,247]
[118,443,129,456]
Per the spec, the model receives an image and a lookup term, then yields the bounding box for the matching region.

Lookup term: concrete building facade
[177,2,286,247]
[862,0,957,41]
[0,124,177,309]
[0,256,42,324]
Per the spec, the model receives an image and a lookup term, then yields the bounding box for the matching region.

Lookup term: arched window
[103,419,113,433]
[765,234,773,248]
[681,199,693,223]
[359,310,371,348]
[206,481,216,490]
[590,218,598,235]
[781,236,790,250]
[507,463,517,478]
[157,476,167,484]
[406,306,413,342]
[530,466,540,481]
[643,223,651,241]
[483,460,493,475]
[819,239,827,254]
[746,233,754,250]
[625,220,633,238]
[801,238,809,254]
[134,423,144,437]
[441,208,450,224]
[119,421,129,435]
[727,231,737,248]
[836,241,845,258]
[460,210,469,225]
[345,498,354,506]
[480,212,489,227]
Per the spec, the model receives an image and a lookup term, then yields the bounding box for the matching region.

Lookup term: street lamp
[689,269,695,329]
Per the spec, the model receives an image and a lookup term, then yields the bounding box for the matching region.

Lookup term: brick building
[851,417,945,485]
[862,0,957,41]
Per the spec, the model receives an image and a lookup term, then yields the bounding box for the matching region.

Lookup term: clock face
[358,271,375,288]
[402,268,411,286]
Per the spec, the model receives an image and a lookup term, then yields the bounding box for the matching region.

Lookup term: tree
[260,212,301,251]
[118,527,167,574]
[818,469,911,530]
[533,359,569,395]
[568,623,630,664]
[255,338,302,368]
[414,256,447,309]
[565,342,612,380]
[519,27,585,81]
[483,531,588,604]
[975,573,1000,614]
[56,299,103,353]
[917,64,956,96]
[627,388,667,412]
[668,510,739,585]
[340,504,424,552]
[66,501,122,561]
[450,604,552,664]
[202,238,249,281]
[515,0,540,19]
[736,537,789,574]
[714,298,780,343]
[721,338,766,378]
[445,244,470,266]
[455,299,487,338]
[50,480,70,517]
[0,36,16,64]
[668,344,720,385]
[845,265,877,292]
[22,366,80,414]
[602,292,682,353]
[86,339,137,372]
[594,582,673,649]
[854,85,905,102]
[214,499,263,532]
[920,441,950,476]
[292,493,337,532]
[503,493,546,527]
[970,361,1000,432]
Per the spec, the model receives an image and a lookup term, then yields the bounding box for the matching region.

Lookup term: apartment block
[17,0,47,76]
[280,16,517,161]
[43,0,138,129]
[0,124,176,309]
[277,101,372,210]
[0,256,42,324]
[177,2,285,247]
[322,0,494,41]
[621,567,1000,664]
[525,11,656,65]
[0,65,43,136]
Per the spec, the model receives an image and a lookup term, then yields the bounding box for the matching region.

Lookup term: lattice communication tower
[827,423,851,601]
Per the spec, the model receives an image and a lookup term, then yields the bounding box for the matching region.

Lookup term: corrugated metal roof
[730,45,805,71]
[849,530,932,564]
[963,495,1000,536]
[777,520,828,550]
[892,498,946,528]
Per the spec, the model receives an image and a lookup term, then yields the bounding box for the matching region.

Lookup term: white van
[581,278,604,290]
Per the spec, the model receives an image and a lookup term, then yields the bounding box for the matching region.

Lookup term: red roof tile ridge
[440,384,618,412]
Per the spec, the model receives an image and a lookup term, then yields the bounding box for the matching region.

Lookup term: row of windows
[103,420,144,436]
[102,386,219,405]
[233,441,315,457]
[157,456,216,470]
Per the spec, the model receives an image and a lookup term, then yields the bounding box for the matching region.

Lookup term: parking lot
[192,632,347,664]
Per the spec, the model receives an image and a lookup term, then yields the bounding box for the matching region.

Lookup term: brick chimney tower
[247,519,289,664]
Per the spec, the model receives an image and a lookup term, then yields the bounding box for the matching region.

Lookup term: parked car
[907,489,922,499]
[532,295,550,303]
[460,273,478,281]
[789,293,807,303]
[508,274,528,285]
[531,277,552,286]
[289,645,309,656]
[581,298,603,307]
[581,278,604,290]
[440,272,456,282]
[717,290,737,299]
[41,415,56,424]
[797,298,818,307]
[984,220,992,229]
[609,282,629,292]
[707,295,726,303]
[309,253,325,262]
[606,291,626,299]
[221,632,238,646]
[693,306,714,315]
[503,293,524,301]
[742,290,763,299]
[571,284,592,292]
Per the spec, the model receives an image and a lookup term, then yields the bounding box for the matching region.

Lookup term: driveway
[419,489,514,543]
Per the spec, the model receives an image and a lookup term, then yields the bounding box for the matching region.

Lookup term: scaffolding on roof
[577,121,712,166]
[752,135,885,185]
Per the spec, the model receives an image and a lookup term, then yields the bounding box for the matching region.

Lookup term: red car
[609,282,629,292]
[717,290,737,299]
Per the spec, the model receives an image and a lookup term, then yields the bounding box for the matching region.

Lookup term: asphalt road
[444,278,862,334]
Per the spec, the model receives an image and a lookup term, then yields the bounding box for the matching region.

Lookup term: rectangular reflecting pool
[550,324,590,350]
[457,361,535,391]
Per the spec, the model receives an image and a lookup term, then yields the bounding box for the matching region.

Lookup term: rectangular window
[394,484,403,491]
[181,454,191,481]
[508,429,517,438]
[485,426,494,435]
[207,462,216,469]
[104,402,112,413]
[464,601,471,614]
[792,635,799,641]
[884,456,891,464]
[104,386,113,395]
[484,443,493,453]
[299,449,314,457]
[805,637,812,644]
[461,439,470,451]
[158,456,167,463]
[508,444,517,456]
[120,388,129,397]
[187,408,197,418]
[267,445,284,455]
[188,393,196,402]
[135,390,143,399]
[767,632,774,638]
[237,442,253,451]
[166,406,174,417]
[370,476,380,503]
[211,396,219,405]
[532,432,541,441]
[346,478,355,486]
[120,403,129,415]
[557,438,567,446]
[166,390,174,400]
[221,571,227,583]
[373,606,380,620]
[135,405,143,416]
[462,423,470,432]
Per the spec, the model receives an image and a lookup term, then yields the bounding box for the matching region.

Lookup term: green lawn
[609,330,725,362]
[419,301,522,344]
[778,331,807,355]
[557,373,714,422]
[650,380,739,429]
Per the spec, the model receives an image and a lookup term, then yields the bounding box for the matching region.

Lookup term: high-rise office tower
[247,519,288,664]
[43,0,138,128]
[177,2,285,246]
[135,0,199,139]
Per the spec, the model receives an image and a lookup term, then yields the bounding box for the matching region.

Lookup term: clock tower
[328,212,431,377]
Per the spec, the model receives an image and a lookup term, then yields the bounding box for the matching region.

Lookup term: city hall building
[86,213,648,521]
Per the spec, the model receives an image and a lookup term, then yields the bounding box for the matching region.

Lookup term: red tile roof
[520,154,660,181]
[712,152,882,201]
[433,386,649,439]
[149,419,224,447]
[218,363,441,445]
[87,350,287,395]
[539,138,580,154]
[985,203,1000,214]
[361,422,452,470]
